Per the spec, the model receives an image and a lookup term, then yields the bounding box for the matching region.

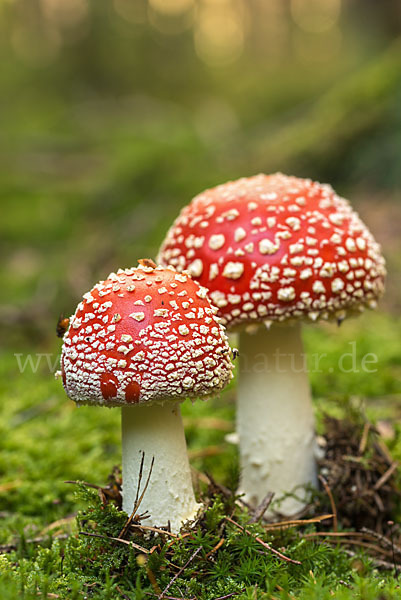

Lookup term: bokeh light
[11,22,61,66]
[148,0,194,35]
[293,26,342,65]
[291,0,341,33]
[40,0,88,28]
[194,0,245,66]
[149,0,194,17]
[113,0,147,24]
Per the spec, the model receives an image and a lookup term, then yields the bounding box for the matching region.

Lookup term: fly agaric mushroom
[158,173,386,515]
[60,262,233,532]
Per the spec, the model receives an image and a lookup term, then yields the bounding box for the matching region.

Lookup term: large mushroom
[158,174,386,514]
[60,262,233,532]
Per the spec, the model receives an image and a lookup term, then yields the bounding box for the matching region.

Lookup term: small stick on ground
[0,534,69,553]
[302,531,370,539]
[249,492,274,523]
[64,479,120,506]
[387,520,398,576]
[145,596,195,600]
[40,516,76,535]
[116,585,131,600]
[134,451,146,508]
[79,531,149,554]
[204,472,252,510]
[213,592,243,600]
[119,454,155,539]
[267,514,334,530]
[361,526,401,556]
[129,523,178,538]
[265,514,333,531]
[65,480,102,490]
[319,475,338,532]
[203,472,233,499]
[224,517,301,565]
[158,546,202,600]
[205,538,225,558]
[342,548,398,571]
[358,422,371,454]
[373,462,398,491]
[321,537,396,559]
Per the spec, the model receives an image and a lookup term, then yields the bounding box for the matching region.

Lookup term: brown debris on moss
[317,415,400,535]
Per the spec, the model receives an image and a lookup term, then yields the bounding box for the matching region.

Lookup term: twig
[224,517,301,565]
[188,446,223,460]
[65,480,102,490]
[213,593,243,600]
[158,546,202,599]
[319,475,338,532]
[41,516,76,535]
[133,454,154,514]
[119,454,155,539]
[0,543,18,553]
[204,472,233,499]
[145,596,195,600]
[165,532,192,552]
[65,479,120,506]
[275,583,297,598]
[203,472,252,510]
[302,531,370,539]
[0,481,21,493]
[321,537,396,559]
[205,538,225,558]
[249,492,274,523]
[0,534,69,553]
[374,438,394,465]
[116,585,131,600]
[342,548,398,571]
[129,523,178,538]
[265,514,333,530]
[373,462,398,491]
[135,451,145,508]
[79,531,149,554]
[360,527,401,556]
[387,521,398,576]
[358,422,371,454]
[183,416,232,431]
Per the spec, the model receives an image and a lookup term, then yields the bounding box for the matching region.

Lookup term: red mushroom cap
[61,263,233,406]
[158,174,386,328]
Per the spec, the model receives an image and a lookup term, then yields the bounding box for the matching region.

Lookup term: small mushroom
[60,262,233,532]
[158,174,386,515]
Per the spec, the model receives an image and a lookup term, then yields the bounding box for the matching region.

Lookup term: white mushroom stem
[122,403,201,533]
[237,322,317,516]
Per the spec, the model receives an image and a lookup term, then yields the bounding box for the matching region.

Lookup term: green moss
[1,311,401,597]
[1,487,401,599]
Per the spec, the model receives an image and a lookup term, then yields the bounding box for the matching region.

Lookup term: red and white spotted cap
[158,174,386,328]
[61,262,233,406]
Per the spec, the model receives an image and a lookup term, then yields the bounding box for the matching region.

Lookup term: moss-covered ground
[1,310,401,598]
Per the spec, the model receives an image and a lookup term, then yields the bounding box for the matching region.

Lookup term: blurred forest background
[1,0,401,352]
[1,0,401,552]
